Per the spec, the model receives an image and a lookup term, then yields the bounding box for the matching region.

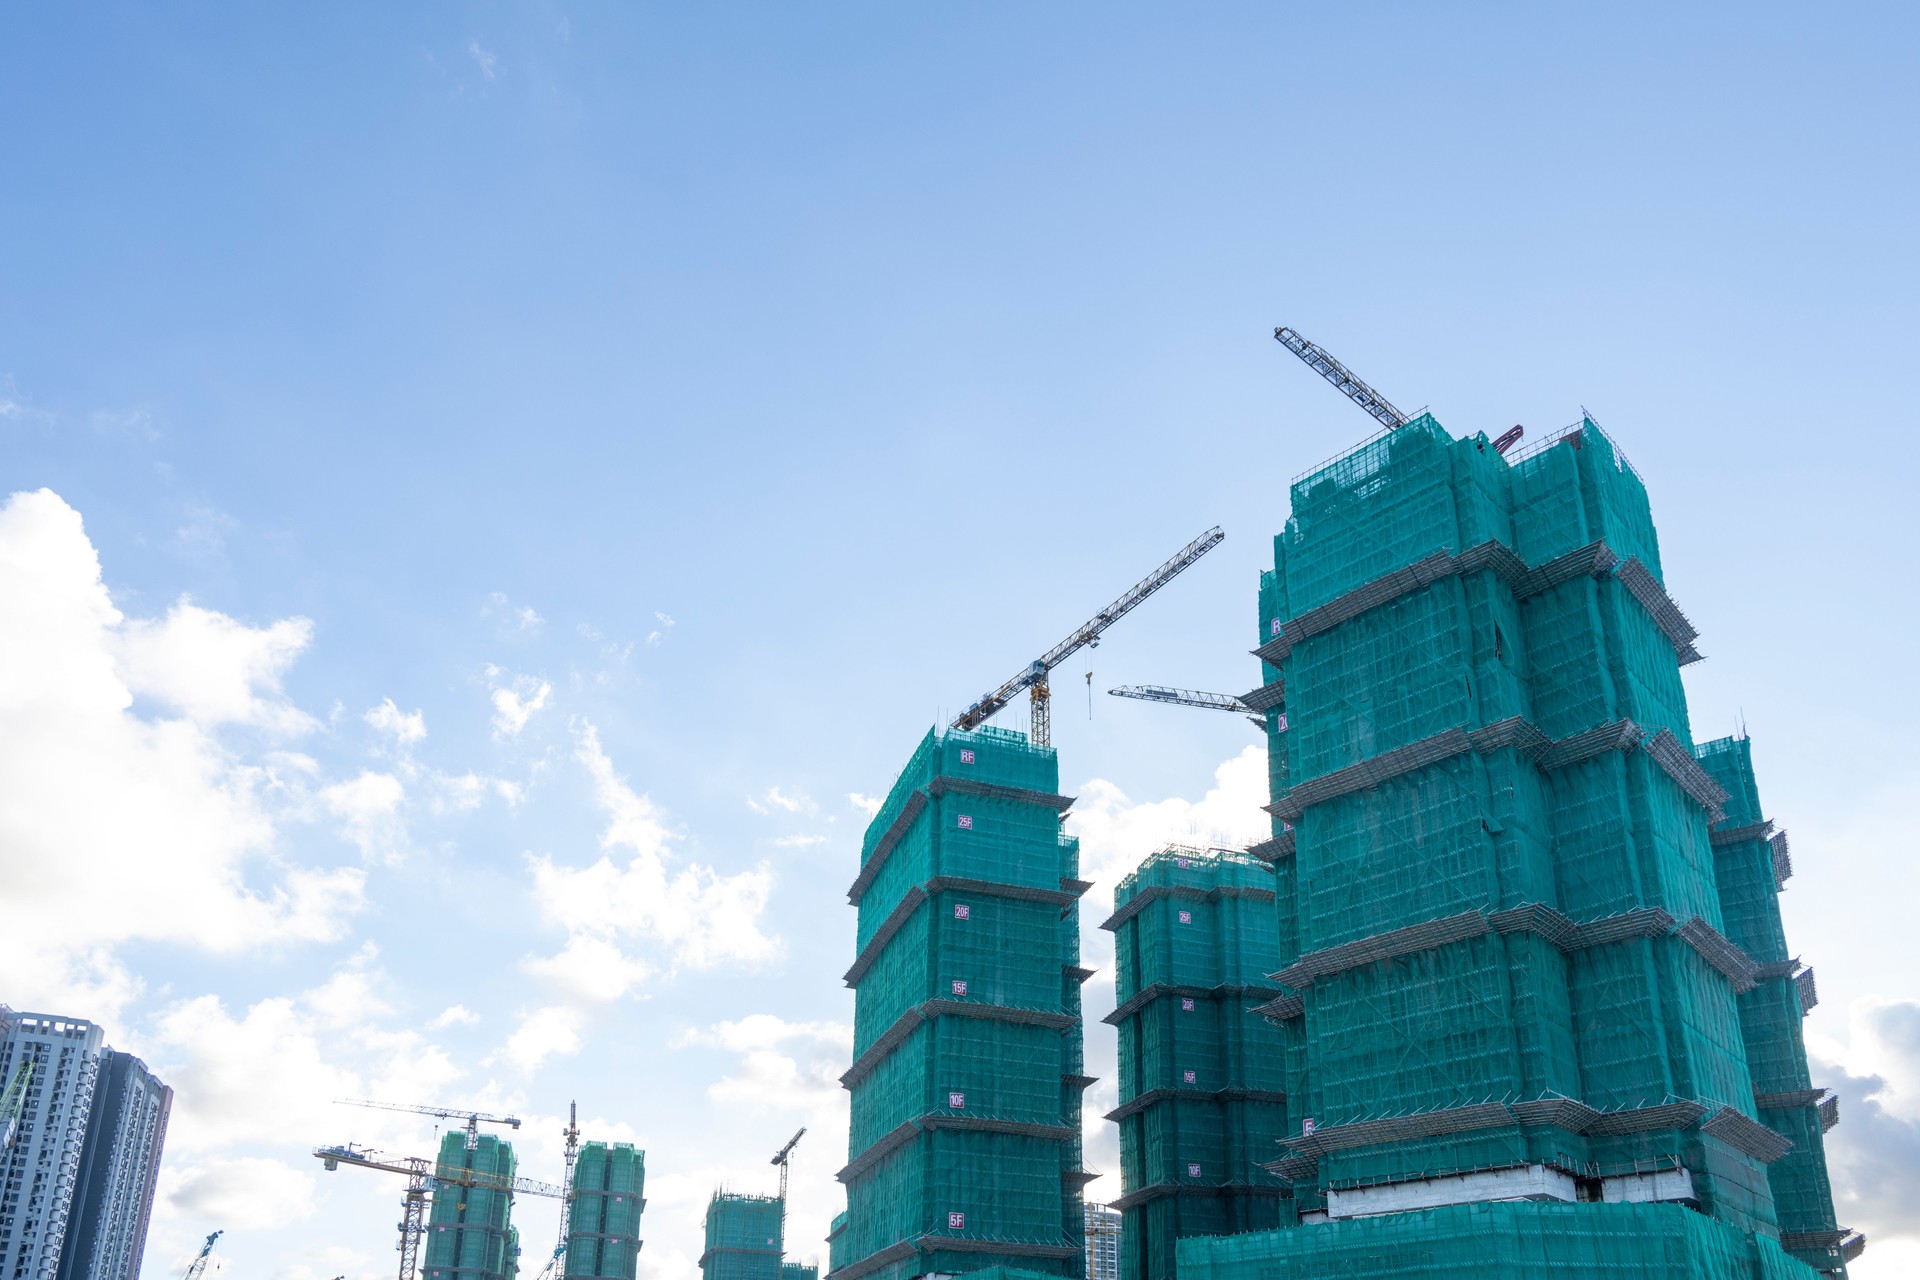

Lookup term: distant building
[700,1192,782,1280]
[1083,1204,1120,1280]
[0,1008,107,1280]
[55,1051,172,1280]
[564,1141,644,1279]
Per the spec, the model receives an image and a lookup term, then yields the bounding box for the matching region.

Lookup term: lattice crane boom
[534,1102,584,1280]
[1273,328,1409,431]
[952,526,1225,747]
[1108,685,1255,715]
[181,1231,222,1280]
[335,1097,522,1150]
[315,1143,566,1280]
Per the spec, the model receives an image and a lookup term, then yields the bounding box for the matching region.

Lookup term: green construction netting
[1109,849,1289,1280]
[423,1133,518,1280]
[1176,1200,1823,1280]
[703,1194,783,1280]
[838,728,1083,1280]
[1238,415,1849,1272]
[565,1142,644,1280]
[782,1263,820,1280]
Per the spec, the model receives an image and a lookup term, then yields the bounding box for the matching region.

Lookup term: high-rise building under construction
[703,1191,784,1280]
[1102,848,1287,1280]
[423,1131,519,1280]
[829,726,1091,1280]
[1166,414,1856,1278]
[566,1141,644,1279]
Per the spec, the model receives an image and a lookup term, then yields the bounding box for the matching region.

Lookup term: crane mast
[952,526,1225,747]
[771,1127,805,1253]
[1272,327,1409,431]
[534,1102,583,1280]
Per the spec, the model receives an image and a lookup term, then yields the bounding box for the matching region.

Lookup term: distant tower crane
[180,1231,222,1280]
[1273,326,1523,454]
[323,1097,540,1280]
[314,1143,567,1280]
[532,1102,584,1280]
[1108,684,1265,727]
[953,527,1225,747]
[0,1061,33,1150]
[336,1097,522,1150]
[771,1128,805,1260]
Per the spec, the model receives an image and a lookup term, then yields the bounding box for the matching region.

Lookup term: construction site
[299,329,1857,1280]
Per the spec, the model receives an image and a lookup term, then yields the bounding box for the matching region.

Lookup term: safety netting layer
[566,1142,644,1280]
[424,1132,518,1280]
[1104,848,1289,1280]
[1176,1200,1825,1280]
[1239,415,1853,1274]
[703,1194,784,1280]
[834,727,1085,1280]
[1695,734,1855,1275]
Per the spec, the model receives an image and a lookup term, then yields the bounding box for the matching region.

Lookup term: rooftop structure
[565,1141,644,1280]
[1178,414,1853,1278]
[423,1131,519,1280]
[1101,848,1287,1280]
[829,725,1090,1280]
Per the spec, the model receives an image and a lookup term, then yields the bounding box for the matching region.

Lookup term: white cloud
[522,934,655,1003]
[770,834,826,848]
[363,698,426,745]
[847,792,881,817]
[748,786,814,815]
[521,722,778,1002]
[499,1005,584,1074]
[167,1156,318,1231]
[1068,745,1270,894]
[676,1014,850,1108]
[0,489,363,1016]
[647,612,675,647]
[483,591,539,631]
[118,599,316,734]
[467,40,498,80]
[320,771,407,863]
[429,1005,481,1030]
[1809,998,1920,1257]
[489,674,551,739]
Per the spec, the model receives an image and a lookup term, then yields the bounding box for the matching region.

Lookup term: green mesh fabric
[1175,1200,1824,1280]
[565,1143,644,1279]
[1232,417,1852,1276]
[834,728,1085,1280]
[1107,849,1288,1280]
[423,1133,518,1280]
[703,1194,783,1280]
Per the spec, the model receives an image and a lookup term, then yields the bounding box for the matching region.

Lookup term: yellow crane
[952,527,1225,747]
[314,1143,567,1280]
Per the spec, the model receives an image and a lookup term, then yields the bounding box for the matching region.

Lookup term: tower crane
[531,1102,584,1280]
[1107,685,1264,727]
[180,1231,222,1280]
[314,1143,565,1280]
[1273,326,1523,454]
[0,1060,33,1150]
[952,527,1225,747]
[771,1128,805,1261]
[335,1097,522,1151]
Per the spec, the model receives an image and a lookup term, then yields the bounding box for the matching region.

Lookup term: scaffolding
[422,1132,519,1280]
[1213,414,1851,1279]
[831,726,1088,1280]
[1102,847,1289,1280]
[565,1142,644,1280]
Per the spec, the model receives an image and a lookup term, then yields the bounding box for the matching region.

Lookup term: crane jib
[951,526,1225,734]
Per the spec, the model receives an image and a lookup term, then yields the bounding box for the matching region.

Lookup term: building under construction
[1101,848,1287,1280]
[423,1132,519,1280]
[565,1141,645,1279]
[703,1192,785,1280]
[1151,412,1858,1277]
[828,726,1091,1280]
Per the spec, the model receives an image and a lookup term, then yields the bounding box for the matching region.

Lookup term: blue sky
[3,4,1918,1277]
